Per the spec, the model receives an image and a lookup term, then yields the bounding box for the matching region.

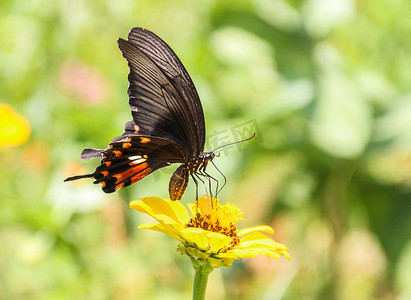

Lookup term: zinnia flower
[0,104,30,147]
[130,195,289,268]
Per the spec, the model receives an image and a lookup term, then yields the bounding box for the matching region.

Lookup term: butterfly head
[192,151,214,173]
[200,151,215,161]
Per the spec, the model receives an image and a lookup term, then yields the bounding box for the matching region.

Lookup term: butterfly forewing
[123,27,205,154]
[117,40,187,144]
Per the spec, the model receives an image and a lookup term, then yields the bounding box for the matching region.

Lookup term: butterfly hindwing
[100,134,190,192]
[65,133,188,193]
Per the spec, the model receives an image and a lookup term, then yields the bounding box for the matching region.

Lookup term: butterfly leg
[194,172,215,212]
[194,172,210,198]
[211,160,226,197]
[198,169,218,199]
[191,174,199,200]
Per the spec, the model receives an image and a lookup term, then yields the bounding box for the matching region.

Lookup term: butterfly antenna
[212,132,256,153]
[209,133,254,197]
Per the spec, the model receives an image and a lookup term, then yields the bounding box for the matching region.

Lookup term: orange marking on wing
[115,182,125,191]
[113,162,149,184]
[140,137,151,143]
[134,124,140,133]
[113,150,122,156]
[130,167,152,184]
[105,161,111,167]
[99,181,106,188]
[101,171,109,176]
[123,142,132,148]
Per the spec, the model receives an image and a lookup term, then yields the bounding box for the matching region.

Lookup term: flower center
[186,196,243,248]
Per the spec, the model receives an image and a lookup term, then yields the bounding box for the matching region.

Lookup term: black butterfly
[65,27,215,201]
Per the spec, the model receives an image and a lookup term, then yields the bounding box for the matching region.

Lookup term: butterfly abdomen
[168,152,215,200]
[169,164,189,201]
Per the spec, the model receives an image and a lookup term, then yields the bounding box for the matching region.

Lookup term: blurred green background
[1,0,411,299]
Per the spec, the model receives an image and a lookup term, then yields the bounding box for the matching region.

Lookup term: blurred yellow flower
[0,104,30,147]
[130,195,289,268]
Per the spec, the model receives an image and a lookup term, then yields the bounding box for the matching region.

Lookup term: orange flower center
[186,213,240,248]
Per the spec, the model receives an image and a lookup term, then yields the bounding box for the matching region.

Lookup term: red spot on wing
[140,137,151,144]
[134,124,140,133]
[123,142,132,148]
[105,161,111,167]
[130,167,152,184]
[99,181,106,188]
[101,171,109,176]
[113,162,149,184]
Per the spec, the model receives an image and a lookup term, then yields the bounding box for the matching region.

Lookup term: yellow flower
[0,104,30,147]
[130,195,290,268]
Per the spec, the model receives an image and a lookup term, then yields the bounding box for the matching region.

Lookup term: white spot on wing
[130,158,146,165]
[128,155,142,160]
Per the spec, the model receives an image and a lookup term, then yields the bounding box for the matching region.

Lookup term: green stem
[192,260,214,300]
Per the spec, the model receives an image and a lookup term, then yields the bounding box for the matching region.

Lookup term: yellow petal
[205,231,233,253]
[0,104,30,147]
[218,249,259,259]
[138,223,185,242]
[130,197,190,224]
[180,227,210,250]
[167,199,191,223]
[237,242,288,254]
[246,246,290,260]
[179,227,232,253]
[139,218,187,240]
[154,214,183,226]
[214,231,291,260]
[240,231,278,244]
[239,225,274,237]
[220,247,283,259]
[236,241,288,253]
[236,237,290,260]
